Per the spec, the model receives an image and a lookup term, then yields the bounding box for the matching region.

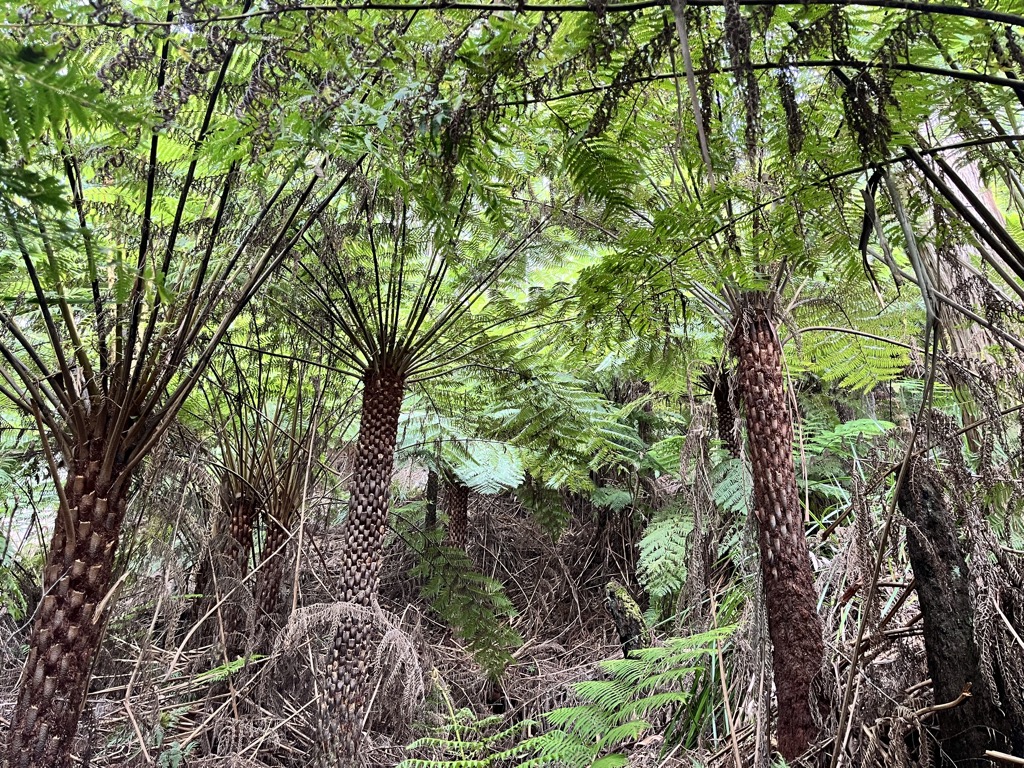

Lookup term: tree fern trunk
[445,477,469,551]
[897,459,1019,762]
[424,468,438,532]
[322,367,404,766]
[255,514,290,624]
[730,293,824,761]
[7,438,128,768]
[224,491,258,654]
[224,489,257,574]
[711,370,740,458]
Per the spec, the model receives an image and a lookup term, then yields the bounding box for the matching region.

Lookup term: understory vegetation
[2,1,1024,767]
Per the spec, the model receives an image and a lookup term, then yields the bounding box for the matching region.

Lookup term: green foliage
[0,40,110,205]
[400,627,733,768]
[192,655,262,684]
[644,435,688,476]
[638,506,694,602]
[518,627,734,767]
[710,458,753,518]
[398,407,525,495]
[409,525,521,678]
[400,709,537,768]
[489,373,644,491]
[516,475,568,538]
[590,486,633,512]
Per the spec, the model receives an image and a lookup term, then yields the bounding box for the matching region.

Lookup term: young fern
[410,532,522,678]
[637,508,694,604]
[399,709,537,768]
[518,626,734,767]
[399,626,733,768]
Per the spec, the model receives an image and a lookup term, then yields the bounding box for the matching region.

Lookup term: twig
[904,678,932,695]
[986,751,1024,765]
[993,595,1024,652]
[913,685,971,719]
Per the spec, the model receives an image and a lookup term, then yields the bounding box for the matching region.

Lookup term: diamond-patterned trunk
[222,490,258,654]
[322,367,404,766]
[445,478,469,551]
[7,440,128,768]
[223,487,257,574]
[711,371,740,458]
[256,515,291,621]
[730,294,824,761]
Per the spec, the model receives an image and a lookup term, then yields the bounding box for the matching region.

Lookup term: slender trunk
[711,370,740,458]
[445,477,469,551]
[424,468,438,532]
[322,367,404,766]
[730,293,824,761]
[7,439,129,768]
[897,459,1018,763]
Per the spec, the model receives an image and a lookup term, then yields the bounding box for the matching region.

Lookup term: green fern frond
[711,458,752,516]
[637,511,693,600]
[412,541,521,678]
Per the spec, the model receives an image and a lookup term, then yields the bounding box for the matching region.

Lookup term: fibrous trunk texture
[7,441,128,768]
[322,367,404,767]
[445,478,469,551]
[222,489,258,656]
[711,370,740,458]
[224,489,257,574]
[424,468,438,531]
[730,294,824,761]
[897,459,1018,763]
[256,513,291,622]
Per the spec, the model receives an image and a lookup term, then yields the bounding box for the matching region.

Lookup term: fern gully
[730,291,825,759]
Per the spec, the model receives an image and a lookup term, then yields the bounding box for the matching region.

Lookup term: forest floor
[0,486,944,768]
